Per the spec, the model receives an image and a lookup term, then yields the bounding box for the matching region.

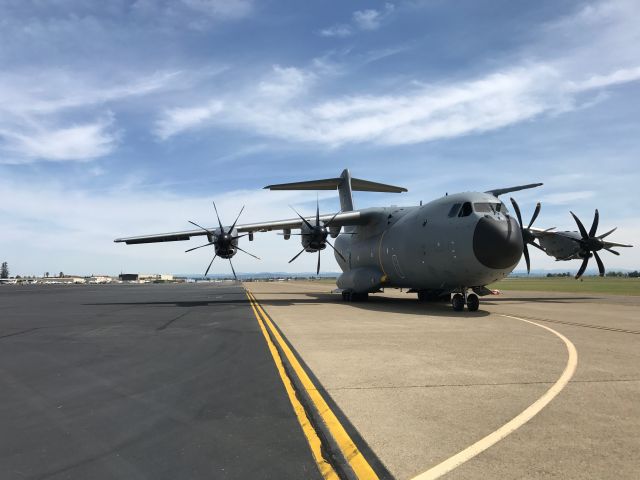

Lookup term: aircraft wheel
[341,291,351,301]
[417,291,426,302]
[451,293,465,311]
[466,293,480,312]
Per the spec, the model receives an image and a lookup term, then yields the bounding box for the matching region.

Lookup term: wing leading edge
[114,210,367,245]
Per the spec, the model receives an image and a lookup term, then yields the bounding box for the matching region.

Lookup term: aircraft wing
[114,210,368,245]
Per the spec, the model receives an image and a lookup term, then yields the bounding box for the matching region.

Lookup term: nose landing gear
[451,290,480,312]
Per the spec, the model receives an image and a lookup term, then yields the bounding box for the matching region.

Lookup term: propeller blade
[326,239,346,262]
[529,241,546,252]
[598,227,617,239]
[188,220,215,236]
[204,254,217,276]
[593,250,605,277]
[575,256,589,279]
[230,205,245,232]
[290,205,314,230]
[325,210,342,228]
[288,248,306,264]
[229,259,237,280]
[185,242,215,253]
[212,201,224,234]
[603,241,632,248]
[604,247,620,256]
[528,202,541,229]
[316,195,320,227]
[523,243,531,274]
[316,250,321,275]
[236,246,260,260]
[588,209,599,237]
[509,197,524,228]
[570,211,589,240]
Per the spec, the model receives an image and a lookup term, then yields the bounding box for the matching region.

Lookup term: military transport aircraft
[115,169,632,311]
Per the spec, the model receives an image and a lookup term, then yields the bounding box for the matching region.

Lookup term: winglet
[486,183,543,197]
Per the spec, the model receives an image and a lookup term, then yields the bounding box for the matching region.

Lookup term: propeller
[510,198,547,274]
[568,209,632,279]
[287,199,347,275]
[186,201,260,280]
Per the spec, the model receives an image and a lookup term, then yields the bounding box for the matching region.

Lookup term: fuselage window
[448,203,461,217]
[474,202,510,215]
[474,202,495,213]
[458,202,473,217]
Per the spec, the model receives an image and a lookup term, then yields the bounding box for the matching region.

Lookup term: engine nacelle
[539,234,582,261]
[214,228,239,259]
[301,222,328,252]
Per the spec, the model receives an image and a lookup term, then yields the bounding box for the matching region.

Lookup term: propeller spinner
[186,202,259,280]
[569,209,632,279]
[286,199,347,275]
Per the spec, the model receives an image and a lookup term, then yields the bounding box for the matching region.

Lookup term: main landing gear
[341,290,369,302]
[451,291,479,312]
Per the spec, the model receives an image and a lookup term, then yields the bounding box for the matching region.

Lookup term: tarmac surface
[0,283,322,480]
[2,281,639,479]
[248,281,640,480]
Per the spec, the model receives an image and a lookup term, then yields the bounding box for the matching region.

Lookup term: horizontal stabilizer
[486,182,543,197]
[264,177,406,193]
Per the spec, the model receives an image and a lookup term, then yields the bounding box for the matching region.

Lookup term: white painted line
[410,314,578,480]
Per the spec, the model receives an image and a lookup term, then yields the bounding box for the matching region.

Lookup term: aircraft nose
[473,216,523,269]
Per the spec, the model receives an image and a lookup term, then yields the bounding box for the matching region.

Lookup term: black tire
[451,293,465,311]
[341,291,348,301]
[466,293,480,312]
[417,290,426,302]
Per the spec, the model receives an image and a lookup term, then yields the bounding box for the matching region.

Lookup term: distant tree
[59,271,64,278]
[1,262,8,278]
[45,272,49,278]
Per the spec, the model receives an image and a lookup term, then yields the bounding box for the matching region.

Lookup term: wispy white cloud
[0,70,184,163]
[154,60,636,147]
[155,101,224,140]
[541,191,596,205]
[0,116,118,163]
[163,0,640,148]
[353,4,395,31]
[567,66,640,91]
[319,24,353,38]
[320,3,395,37]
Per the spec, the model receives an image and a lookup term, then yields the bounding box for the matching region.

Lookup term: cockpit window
[447,203,461,217]
[474,202,508,214]
[458,202,473,217]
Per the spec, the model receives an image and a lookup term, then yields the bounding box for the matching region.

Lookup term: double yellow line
[246,290,379,480]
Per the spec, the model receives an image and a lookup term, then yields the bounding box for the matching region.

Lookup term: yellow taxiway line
[410,313,579,480]
[246,290,379,480]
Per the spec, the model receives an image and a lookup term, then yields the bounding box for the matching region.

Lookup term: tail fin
[263,169,407,212]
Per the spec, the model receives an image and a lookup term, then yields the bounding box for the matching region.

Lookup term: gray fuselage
[333,191,523,293]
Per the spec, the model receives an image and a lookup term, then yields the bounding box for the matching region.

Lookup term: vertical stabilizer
[338,169,354,212]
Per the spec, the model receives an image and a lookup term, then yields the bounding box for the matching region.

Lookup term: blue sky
[1,0,639,276]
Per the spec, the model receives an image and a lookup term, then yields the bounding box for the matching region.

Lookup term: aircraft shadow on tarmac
[85,292,600,317]
[86,294,490,317]
[85,299,250,308]
[254,293,492,318]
